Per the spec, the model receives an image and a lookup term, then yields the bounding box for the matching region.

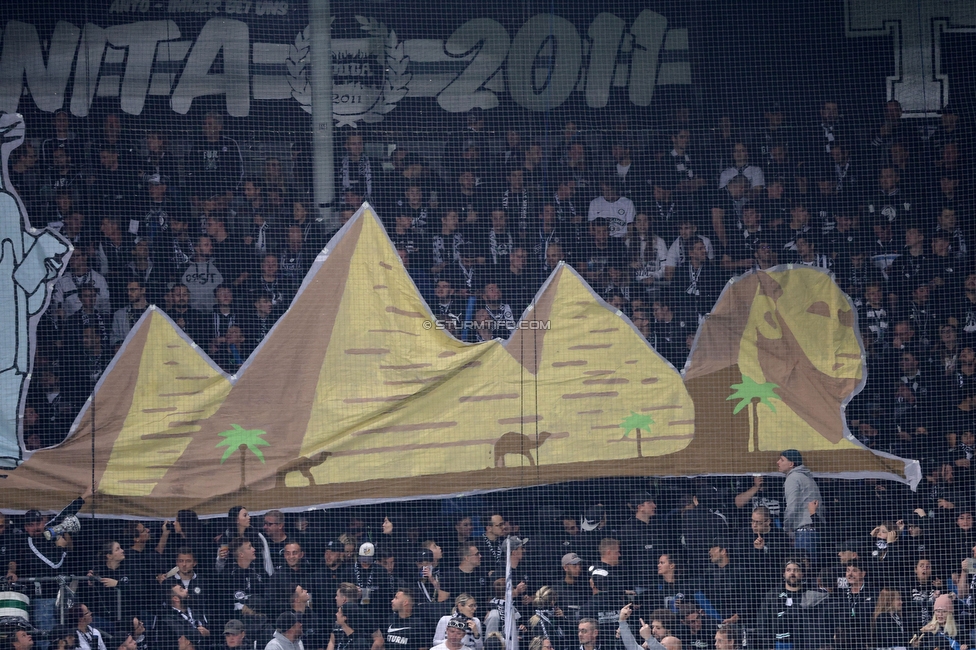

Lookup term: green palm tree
[217,424,270,489]
[727,376,780,452]
[619,412,654,458]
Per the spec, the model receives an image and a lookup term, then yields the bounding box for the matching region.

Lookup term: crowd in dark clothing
[2,463,976,650]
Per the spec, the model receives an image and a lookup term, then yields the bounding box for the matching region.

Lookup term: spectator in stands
[757,560,805,650]
[865,166,916,229]
[337,133,373,203]
[107,252,144,330]
[136,127,179,191]
[96,217,130,308]
[580,567,619,644]
[647,298,693,368]
[627,213,676,293]
[158,583,211,650]
[441,545,487,604]
[265,611,303,650]
[269,539,313,617]
[9,139,42,213]
[709,174,750,249]
[434,594,483,650]
[790,236,831,271]
[718,142,765,194]
[54,251,112,317]
[580,221,625,287]
[326,582,368,650]
[186,112,243,199]
[181,235,224,312]
[478,279,515,339]
[42,109,81,167]
[89,143,133,216]
[666,129,706,195]
[606,138,647,206]
[125,239,166,306]
[913,594,961,650]
[673,239,722,325]
[63,325,108,404]
[448,169,486,227]
[871,587,913,649]
[498,168,533,237]
[221,536,271,641]
[483,209,516,269]
[287,200,327,253]
[278,226,313,286]
[65,285,111,351]
[588,178,635,239]
[534,205,574,272]
[778,450,822,556]
[162,283,192,334]
[191,282,235,349]
[71,604,107,650]
[667,217,714,267]
[558,142,594,197]
[431,617,469,650]
[721,203,763,272]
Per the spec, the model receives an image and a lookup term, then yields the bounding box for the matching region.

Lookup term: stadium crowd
[3,98,976,650]
[0,464,975,650]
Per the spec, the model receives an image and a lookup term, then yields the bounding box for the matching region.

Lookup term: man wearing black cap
[580,567,621,644]
[315,540,345,600]
[16,510,70,634]
[416,549,447,604]
[702,536,741,625]
[220,620,247,650]
[622,492,668,587]
[555,553,589,619]
[265,612,303,650]
[777,450,822,558]
[579,505,610,566]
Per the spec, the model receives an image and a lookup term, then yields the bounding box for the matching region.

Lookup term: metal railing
[8,575,122,625]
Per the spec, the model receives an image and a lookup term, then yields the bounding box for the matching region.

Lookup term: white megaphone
[43,515,80,541]
[42,497,85,541]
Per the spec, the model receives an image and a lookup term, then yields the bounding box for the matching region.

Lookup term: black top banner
[1,0,974,129]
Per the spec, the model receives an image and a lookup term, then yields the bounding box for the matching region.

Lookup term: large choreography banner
[0,205,917,518]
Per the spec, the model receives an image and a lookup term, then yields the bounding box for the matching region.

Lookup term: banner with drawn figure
[682,266,913,477]
[0,112,71,469]
[0,206,916,518]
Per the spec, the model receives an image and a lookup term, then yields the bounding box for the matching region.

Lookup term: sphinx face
[769,269,863,381]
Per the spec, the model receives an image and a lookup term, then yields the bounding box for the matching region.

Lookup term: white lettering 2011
[0,11,690,119]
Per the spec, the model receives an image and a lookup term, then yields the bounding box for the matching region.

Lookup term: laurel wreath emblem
[287,25,312,113]
[286,18,411,127]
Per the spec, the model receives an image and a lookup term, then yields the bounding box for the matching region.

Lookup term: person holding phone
[953,544,976,613]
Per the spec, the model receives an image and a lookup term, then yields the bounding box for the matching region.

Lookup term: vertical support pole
[310,0,334,226]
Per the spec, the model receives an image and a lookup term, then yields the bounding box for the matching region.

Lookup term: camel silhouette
[275,450,333,487]
[493,431,552,468]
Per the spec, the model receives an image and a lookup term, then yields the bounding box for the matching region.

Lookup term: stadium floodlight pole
[310,0,335,227]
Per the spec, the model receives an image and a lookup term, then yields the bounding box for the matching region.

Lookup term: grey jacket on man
[782,464,822,531]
